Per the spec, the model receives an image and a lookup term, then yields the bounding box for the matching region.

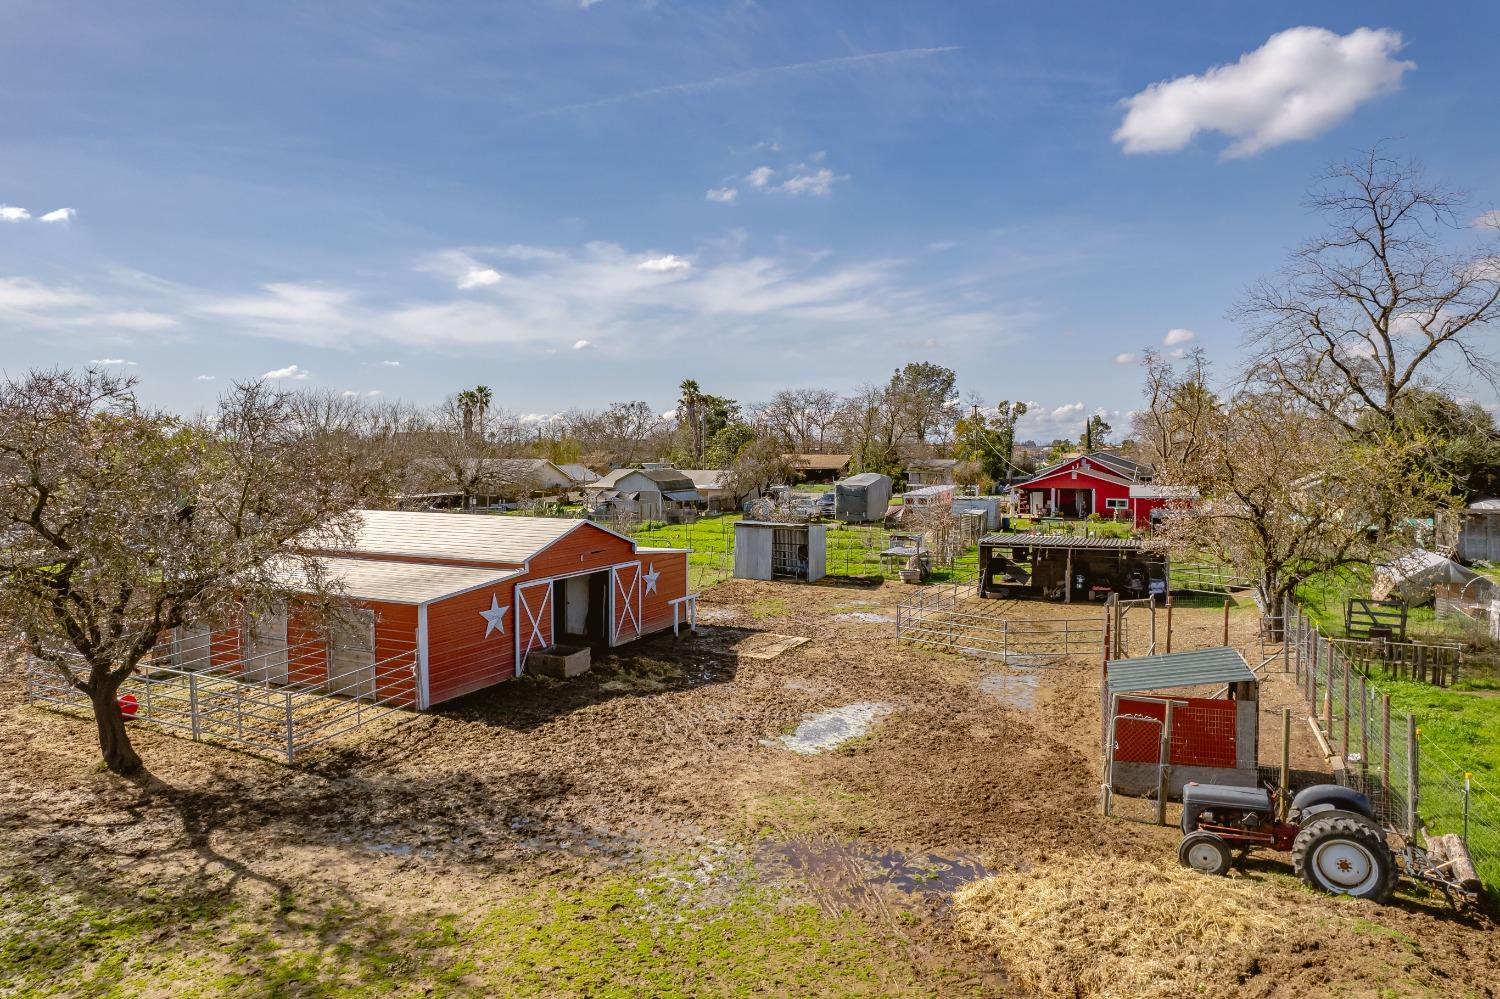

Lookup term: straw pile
[953,855,1287,997]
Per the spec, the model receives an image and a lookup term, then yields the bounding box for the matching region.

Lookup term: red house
[1013,452,1146,520]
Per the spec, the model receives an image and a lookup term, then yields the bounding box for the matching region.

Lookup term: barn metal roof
[979,533,1143,550]
[1106,646,1256,693]
[317,510,621,566]
[273,556,520,605]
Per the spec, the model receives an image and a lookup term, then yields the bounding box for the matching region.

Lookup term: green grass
[0,858,936,998]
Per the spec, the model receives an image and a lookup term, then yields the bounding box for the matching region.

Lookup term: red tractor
[1177,782,1398,901]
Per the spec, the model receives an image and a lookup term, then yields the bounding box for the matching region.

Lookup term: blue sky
[3,1,1498,441]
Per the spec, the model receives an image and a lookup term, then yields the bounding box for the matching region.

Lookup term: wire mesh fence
[1285,598,1498,891]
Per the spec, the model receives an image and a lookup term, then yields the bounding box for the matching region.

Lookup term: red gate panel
[1114,696,1236,769]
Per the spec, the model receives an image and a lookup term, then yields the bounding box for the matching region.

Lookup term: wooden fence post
[1165,596,1173,655]
[1222,598,1230,646]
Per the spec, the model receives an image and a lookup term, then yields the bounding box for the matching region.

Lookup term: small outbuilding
[905,458,959,487]
[1104,646,1260,797]
[1437,499,1500,562]
[785,453,852,484]
[834,472,893,523]
[978,533,1168,602]
[733,521,826,581]
[584,467,705,521]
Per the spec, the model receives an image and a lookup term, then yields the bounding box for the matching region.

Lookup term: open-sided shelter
[978,533,1167,602]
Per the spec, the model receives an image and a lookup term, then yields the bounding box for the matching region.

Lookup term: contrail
[533,45,961,116]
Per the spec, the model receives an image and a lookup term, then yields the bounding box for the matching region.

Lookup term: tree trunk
[89,683,142,775]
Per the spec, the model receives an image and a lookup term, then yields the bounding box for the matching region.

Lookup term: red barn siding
[424,581,518,705]
[640,551,689,635]
[286,608,329,688]
[516,523,635,581]
[369,602,420,707]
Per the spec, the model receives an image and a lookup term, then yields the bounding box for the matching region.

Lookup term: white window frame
[1105,497,1129,511]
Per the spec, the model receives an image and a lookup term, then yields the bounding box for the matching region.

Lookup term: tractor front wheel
[1290,815,1397,902]
[1177,831,1233,876]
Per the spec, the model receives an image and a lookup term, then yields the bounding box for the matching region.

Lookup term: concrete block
[530,644,591,679]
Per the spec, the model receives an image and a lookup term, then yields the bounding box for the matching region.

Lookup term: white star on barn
[480,593,509,637]
[642,563,660,594]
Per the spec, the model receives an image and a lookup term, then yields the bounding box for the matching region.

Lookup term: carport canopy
[1106,646,1255,694]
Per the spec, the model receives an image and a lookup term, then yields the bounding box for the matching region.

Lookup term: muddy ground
[1,581,1496,996]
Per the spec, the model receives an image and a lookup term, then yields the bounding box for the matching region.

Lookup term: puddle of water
[767,701,892,754]
[834,611,895,624]
[759,837,989,900]
[978,672,1040,710]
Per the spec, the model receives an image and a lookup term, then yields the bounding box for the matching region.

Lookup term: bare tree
[1131,348,1217,472]
[0,370,379,773]
[561,401,669,467]
[752,388,843,452]
[1241,148,1500,434]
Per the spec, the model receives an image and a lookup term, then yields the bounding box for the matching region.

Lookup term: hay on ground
[953,854,1286,998]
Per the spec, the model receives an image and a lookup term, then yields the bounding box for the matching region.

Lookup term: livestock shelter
[1103,646,1260,797]
[834,472,893,523]
[1437,499,1500,563]
[905,458,959,486]
[785,453,852,484]
[1012,451,1149,520]
[978,534,1168,603]
[584,467,705,521]
[733,521,827,581]
[27,511,696,763]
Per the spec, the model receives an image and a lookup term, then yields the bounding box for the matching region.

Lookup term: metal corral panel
[980,532,1142,551]
[834,473,892,523]
[1106,646,1255,693]
[952,496,1003,530]
[807,524,826,582]
[734,521,773,580]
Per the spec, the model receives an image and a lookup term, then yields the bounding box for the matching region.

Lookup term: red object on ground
[118,693,139,718]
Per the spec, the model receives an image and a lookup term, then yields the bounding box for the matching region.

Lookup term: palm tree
[472,385,493,438]
[457,389,478,440]
[678,379,704,464]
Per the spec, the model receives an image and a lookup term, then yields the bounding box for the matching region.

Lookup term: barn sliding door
[515,580,553,675]
[611,562,642,645]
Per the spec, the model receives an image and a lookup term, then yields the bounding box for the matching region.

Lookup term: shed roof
[903,484,956,499]
[676,469,731,490]
[588,467,694,491]
[557,463,599,484]
[786,453,852,471]
[1106,646,1256,693]
[840,472,891,487]
[979,532,1144,551]
[273,555,520,605]
[315,510,618,566]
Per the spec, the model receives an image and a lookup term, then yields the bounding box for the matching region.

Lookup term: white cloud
[200,284,356,346]
[1163,328,1195,346]
[366,389,382,396]
[705,187,738,204]
[341,390,359,398]
[775,167,841,196]
[1113,352,1138,365]
[262,364,311,380]
[196,374,217,381]
[458,265,502,289]
[1474,211,1500,231]
[746,166,775,188]
[89,358,136,366]
[1168,348,1187,359]
[572,339,593,350]
[1114,27,1414,158]
[637,254,692,274]
[39,207,75,223]
[381,359,401,367]
[0,205,31,223]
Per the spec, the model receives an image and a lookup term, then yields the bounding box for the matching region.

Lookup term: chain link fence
[1285,598,1498,892]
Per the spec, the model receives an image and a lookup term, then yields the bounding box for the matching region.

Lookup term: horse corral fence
[1284,598,1498,891]
[23,625,419,764]
[895,577,1107,663]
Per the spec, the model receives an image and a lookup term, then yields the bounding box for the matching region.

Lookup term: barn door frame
[611,561,642,646]
[513,579,553,676]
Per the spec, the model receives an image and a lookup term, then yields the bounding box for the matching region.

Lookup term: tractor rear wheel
[1178,831,1233,876]
[1290,815,1397,902]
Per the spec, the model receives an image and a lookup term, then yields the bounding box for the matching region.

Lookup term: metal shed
[834,472,892,523]
[733,521,826,581]
[978,533,1168,602]
[1103,646,1260,797]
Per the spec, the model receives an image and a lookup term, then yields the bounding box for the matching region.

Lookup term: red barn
[176,511,694,710]
[1013,451,1147,520]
